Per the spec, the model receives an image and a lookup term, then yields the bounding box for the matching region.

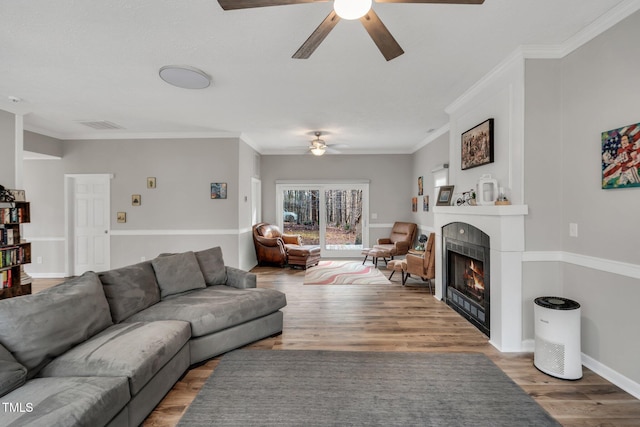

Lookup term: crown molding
[412,123,450,153]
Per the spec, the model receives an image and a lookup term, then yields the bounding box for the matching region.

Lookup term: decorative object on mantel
[147,177,156,189]
[132,194,141,206]
[461,118,494,170]
[436,185,455,206]
[476,174,498,205]
[601,122,640,189]
[211,183,227,199]
[495,187,510,205]
[456,189,476,206]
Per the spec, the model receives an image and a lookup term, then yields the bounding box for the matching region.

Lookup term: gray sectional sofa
[0,247,286,427]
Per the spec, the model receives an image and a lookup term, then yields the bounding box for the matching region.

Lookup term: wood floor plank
[33,265,640,426]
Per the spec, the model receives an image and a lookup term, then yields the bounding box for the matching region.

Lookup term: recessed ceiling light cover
[159,65,211,89]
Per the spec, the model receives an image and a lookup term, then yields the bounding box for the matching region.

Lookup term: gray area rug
[178,350,561,427]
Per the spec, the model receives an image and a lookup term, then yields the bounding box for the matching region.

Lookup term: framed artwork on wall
[461,118,494,170]
[117,212,126,223]
[601,122,640,189]
[211,183,227,199]
[412,197,418,212]
[423,195,429,212]
[418,176,423,195]
[147,177,156,189]
[132,194,141,206]
[436,185,455,206]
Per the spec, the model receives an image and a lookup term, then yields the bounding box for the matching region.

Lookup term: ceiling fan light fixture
[310,146,326,156]
[333,0,372,20]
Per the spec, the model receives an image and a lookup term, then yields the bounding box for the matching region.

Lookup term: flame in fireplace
[465,260,485,291]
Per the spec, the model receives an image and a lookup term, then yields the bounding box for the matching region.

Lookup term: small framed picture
[436,185,455,206]
[412,197,418,212]
[147,177,156,189]
[117,212,126,223]
[211,183,227,199]
[423,195,429,212]
[418,176,424,196]
[132,194,141,206]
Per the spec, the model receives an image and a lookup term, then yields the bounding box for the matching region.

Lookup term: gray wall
[24,131,63,158]
[0,110,16,187]
[559,11,640,382]
[260,154,414,244]
[410,132,450,234]
[23,137,251,273]
[522,10,640,386]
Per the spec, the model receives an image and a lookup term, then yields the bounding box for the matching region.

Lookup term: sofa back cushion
[195,246,227,286]
[152,251,206,299]
[0,271,113,378]
[99,260,161,323]
[0,342,27,398]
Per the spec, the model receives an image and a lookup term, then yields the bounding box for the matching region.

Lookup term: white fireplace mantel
[433,204,529,352]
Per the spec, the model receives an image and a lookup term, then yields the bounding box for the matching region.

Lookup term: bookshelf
[0,201,32,299]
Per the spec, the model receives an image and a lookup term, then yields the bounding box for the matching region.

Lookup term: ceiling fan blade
[218,0,328,10]
[359,9,404,61]
[292,11,341,59]
[374,0,483,3]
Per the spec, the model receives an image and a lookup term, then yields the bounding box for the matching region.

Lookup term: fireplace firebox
[442,222,490,336]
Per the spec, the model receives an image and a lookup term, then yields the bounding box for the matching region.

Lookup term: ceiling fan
[217,0,484,61]
[308,131,343,156]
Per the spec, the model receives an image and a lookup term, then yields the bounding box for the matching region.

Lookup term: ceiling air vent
[77,120,124,130]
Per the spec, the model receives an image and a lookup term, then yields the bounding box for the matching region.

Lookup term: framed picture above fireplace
[461,118,494,170]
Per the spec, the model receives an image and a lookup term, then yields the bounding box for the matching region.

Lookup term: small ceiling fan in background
[308,131,345,156]
[217,0,484,61]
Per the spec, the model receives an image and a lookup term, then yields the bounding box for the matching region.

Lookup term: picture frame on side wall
[436,185,455,206]
[461,118,494,170]
[601,122,640,189]
[211,183,227,199]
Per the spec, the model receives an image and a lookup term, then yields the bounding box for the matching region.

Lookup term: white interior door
[69,175,110,275]
[251,177,262,225]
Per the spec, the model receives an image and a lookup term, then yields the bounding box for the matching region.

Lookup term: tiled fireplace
[434,205,528,352]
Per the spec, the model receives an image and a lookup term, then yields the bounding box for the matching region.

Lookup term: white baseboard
[582,353,640,400]
[28,272,67,279]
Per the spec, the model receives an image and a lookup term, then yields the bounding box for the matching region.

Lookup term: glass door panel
[282,189,320,246]
[324,189,363,254]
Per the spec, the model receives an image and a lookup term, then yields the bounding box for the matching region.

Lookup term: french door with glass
[276,182,369,257]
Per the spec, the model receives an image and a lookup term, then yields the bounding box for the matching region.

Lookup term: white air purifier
[534,296,582,380]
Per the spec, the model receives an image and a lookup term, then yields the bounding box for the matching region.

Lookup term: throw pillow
[98,260,161,323]
[0,342,27,398]
[194,246,227,286]
[0,271,113,378]
[151,251,206,299]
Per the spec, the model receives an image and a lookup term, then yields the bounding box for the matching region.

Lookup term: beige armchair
[373,221,417,258]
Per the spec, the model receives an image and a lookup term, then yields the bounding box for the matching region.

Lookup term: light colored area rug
[178,350,561,427]
[303,260,391,285]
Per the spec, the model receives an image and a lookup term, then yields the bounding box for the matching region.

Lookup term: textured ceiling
[0,0,631,154]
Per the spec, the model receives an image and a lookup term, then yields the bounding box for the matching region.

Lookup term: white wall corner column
[434,204,528,352]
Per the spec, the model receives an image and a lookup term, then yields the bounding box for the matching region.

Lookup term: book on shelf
[1,269,12,288]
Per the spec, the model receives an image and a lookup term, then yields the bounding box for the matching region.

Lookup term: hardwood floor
[34,267,640,426]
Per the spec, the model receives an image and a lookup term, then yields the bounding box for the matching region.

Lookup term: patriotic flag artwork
[601,122,640,189]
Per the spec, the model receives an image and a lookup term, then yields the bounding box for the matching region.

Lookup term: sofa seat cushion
[1,376,129,427]
[0,271,113,378]
[39,321,190,395]
[124,286,287,338]
[99,260,161,323]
